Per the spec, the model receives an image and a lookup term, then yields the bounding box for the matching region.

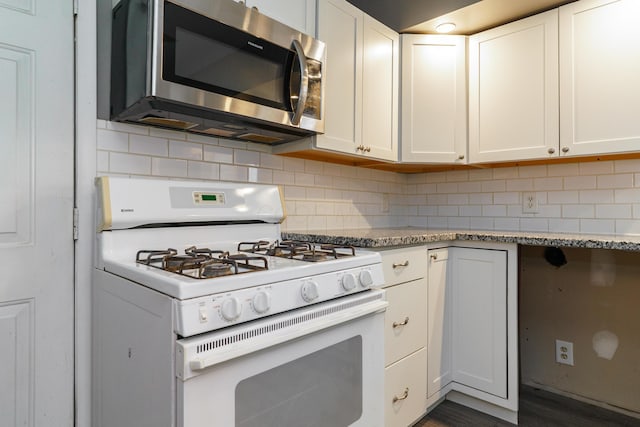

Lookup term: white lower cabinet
[385,348,428,427]
[450,247,507,399]
[427,247,452,398]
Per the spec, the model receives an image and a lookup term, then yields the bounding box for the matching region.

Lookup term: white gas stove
[96,177,384,336]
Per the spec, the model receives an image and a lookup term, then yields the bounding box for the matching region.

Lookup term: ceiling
[346,0,576,34]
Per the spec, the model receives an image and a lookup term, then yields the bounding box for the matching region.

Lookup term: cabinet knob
[392,260,409,269]
[392,317,409,328]
[356,144,365,152]
[548,147,556,154]
[457,154,465,160]
[562,146,570,153]
[365,146,371,152]
[430,253,438,260]
[392,388,409,403]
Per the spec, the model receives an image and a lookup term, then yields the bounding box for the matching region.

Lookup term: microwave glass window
[234,336,363,427]
[175,28,286,106]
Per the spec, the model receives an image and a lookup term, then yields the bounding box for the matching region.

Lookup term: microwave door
[289,40,309,126]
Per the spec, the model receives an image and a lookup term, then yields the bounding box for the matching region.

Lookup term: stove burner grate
[238,240,356,262]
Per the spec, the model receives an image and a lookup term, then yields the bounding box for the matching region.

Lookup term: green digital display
[201,194,217,201]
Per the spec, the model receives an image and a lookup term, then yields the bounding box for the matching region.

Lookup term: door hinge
[73,0,78,15]
[73,207,79,241]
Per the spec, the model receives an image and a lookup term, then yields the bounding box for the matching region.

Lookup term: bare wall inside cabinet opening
[519,246,640,414]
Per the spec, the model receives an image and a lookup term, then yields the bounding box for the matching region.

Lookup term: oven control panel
[174,264,384,337]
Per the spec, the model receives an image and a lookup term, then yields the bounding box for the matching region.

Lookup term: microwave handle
[290,39,309,126]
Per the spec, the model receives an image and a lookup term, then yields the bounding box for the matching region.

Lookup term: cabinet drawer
[385,348,428,427]
[384,278,427,366]
[379,246,426,287]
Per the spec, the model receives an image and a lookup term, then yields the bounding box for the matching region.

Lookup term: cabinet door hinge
[73,207,79,241]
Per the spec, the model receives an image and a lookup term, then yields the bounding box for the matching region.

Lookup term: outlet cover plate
[556,339,574,366]
[522,192,539,214]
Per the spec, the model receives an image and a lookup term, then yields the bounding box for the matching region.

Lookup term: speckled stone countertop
[281,228,640,251]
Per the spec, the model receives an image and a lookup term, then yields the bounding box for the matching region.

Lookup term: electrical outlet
[556,339,574,366]
[522,192,539,214]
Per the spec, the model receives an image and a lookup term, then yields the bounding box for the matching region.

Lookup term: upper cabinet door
[559,0,640,157]
[362,15,399,162]
[469,10,559,163]
[401,35,467,164]
[315,0,363,154]
[241,0,316,35]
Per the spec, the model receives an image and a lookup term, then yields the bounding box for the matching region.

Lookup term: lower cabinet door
[384,347,427,427]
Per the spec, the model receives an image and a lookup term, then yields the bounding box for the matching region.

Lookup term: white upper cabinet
[314,0,399,162]
[236,0,316,35]
[401,35,467,164]
[468,10,559,163]
[559,0,640,156]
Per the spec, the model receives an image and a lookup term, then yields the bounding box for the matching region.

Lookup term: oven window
[235,336,363,427]
[163,1,293,111]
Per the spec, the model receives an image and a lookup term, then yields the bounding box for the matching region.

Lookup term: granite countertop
[281,228,640,251]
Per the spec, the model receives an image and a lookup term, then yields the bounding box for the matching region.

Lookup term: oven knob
[341,273,357,291]
[252,291,271,314]
[220,297,242,321]
[301,281,319,302]
[359,270,374,288]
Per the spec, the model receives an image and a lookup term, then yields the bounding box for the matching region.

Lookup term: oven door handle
[177,295,387,379]
[290,39,309,126]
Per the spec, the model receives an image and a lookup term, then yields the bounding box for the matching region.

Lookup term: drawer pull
[392,388,409,403]
[392,317,409,328]
[430,253,438,260]
[392,260,409,268]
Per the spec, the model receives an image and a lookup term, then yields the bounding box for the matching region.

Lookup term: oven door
[175,291,387,427]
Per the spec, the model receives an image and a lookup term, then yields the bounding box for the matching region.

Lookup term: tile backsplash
[97,120,640,235]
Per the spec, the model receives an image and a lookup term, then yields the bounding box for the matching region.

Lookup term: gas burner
[136,246,268,279]
[239,240,356,262]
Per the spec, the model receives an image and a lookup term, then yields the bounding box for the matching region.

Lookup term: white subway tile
[597,174,634,189]
[149,128,187,140]
[468,169,493,181]
[580,219,615,235]
[314,174,333,187]
[259,153,284,170]
[418,205,438,216]
[470,217,494,230]
[579,189,614,204]
[234,149,260,166]
[448,217,470,229]
[129,134,168,156]
[548,163,579,177]
[186,133,219,145]
[272,170,295,185]
[520,218,549,232]
[97,151,109,172]
[506,179,533,191]
[469,193,493,204]
[481,180,506,192]
[294,172,315,186]
[304,160,324,175]
[549,219,580,233]
[427,194,447,205]
[595,204,632,219]
[316,202,335,215]
[408,216,429,228]
[538,205,561,218]
[460,205,482,217]
[425,172,447,183]
[438,206,459,216]
[457,181,482,193]
[614,159,640,173]
[152,158,188,177]
[534,177,563,191]
[446,170,469,182]
[564,175,596,190]
[169,140,202,160]
[483,205,507,217]
[518,165,547,178]
[615,188,640,203]
[493,192,519,204]
[284,185,306,199]
[248,167,273,183]
[219,164,248,182]
[547,190,579,204]
[327,216,345,230]
[283,215,308,231]
[633,204,640,218]
[218,138,248,150]
[97,129,128,152]
[295,201,316,215]
[615,220,640,235]
[416,183,437,194]
[106,120,149,135]
[562,204,595,218]
[283,157,306,172]
[306,187,326,200]
[579,161,613,175]
[97,119,108,129]
[428,217,448,229]
[492,167,518,179]
[187,161,220,180]
[447,194,469,205]
[494,218,520,231]
[436,182,458,193]
[109,152,151,175]
[203,145,233,164]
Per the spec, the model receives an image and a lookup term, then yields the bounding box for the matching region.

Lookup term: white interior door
[0,1,75,426]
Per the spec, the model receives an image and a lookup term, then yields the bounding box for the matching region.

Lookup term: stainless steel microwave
[111,0,325,144]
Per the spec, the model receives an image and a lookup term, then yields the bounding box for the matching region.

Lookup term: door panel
[0,0,74,425]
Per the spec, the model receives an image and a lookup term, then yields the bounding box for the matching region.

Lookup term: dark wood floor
[415,386,640,427]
